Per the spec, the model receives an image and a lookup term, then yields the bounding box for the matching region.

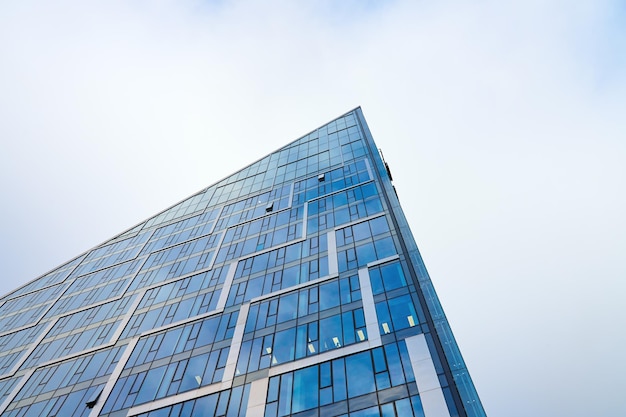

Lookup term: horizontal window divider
[134,264,220,295]
[127,377,236,417]
[218,204,292,232]
[366,255,400,268]
[267,338,382,378]
[138,230,220,258]
[224,236,308,267]
[248,272,340,304]
[305,179,374,203]
[331,212,386,232]
[137,307,226,339]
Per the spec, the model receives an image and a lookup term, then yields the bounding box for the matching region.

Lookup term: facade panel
[0,108,485,417]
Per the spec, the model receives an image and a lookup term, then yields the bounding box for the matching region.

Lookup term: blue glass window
[135,385,250,417]
[346,351,376,398]
[292,366,319,413]
[369,261,407,295]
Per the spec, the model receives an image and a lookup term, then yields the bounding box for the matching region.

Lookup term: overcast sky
[1,1,625,416]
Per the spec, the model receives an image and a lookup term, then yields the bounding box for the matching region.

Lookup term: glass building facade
[0,108,485,417]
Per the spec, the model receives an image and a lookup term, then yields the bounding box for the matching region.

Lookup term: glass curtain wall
[0,108,485,417]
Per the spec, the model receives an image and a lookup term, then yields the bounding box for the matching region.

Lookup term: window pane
[351,405,380,417]
[395,398,414,417]
[319,281,340,311]
[388,295,418,330]
[193,392,218,416]
[346,352,375,398]
[273,328,296,365]
[181,354,208,391]
[332,359,347,402]
[267,377,280,402]
[380,263,406,292]
[374,237,396,259]
[277,293,298,323]
[278,374,293,416]
[352,222,371,242]
[320,315,343,352]
[375,302,393,335]
[292,366,318,413]
[369,216,389,235]
[356,243,376,266]
[369,268,384,295]
[135,367,166,405]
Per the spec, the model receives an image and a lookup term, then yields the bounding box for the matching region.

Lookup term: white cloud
[0,1,624,416]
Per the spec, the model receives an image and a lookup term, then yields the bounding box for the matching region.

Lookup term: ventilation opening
[85,388,103,409]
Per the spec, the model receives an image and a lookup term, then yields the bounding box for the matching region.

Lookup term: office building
[0,108,485,417]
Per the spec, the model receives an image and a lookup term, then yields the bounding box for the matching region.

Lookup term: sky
[0,1,625,416]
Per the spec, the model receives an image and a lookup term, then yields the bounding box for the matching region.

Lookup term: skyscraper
[0,108,485,417]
